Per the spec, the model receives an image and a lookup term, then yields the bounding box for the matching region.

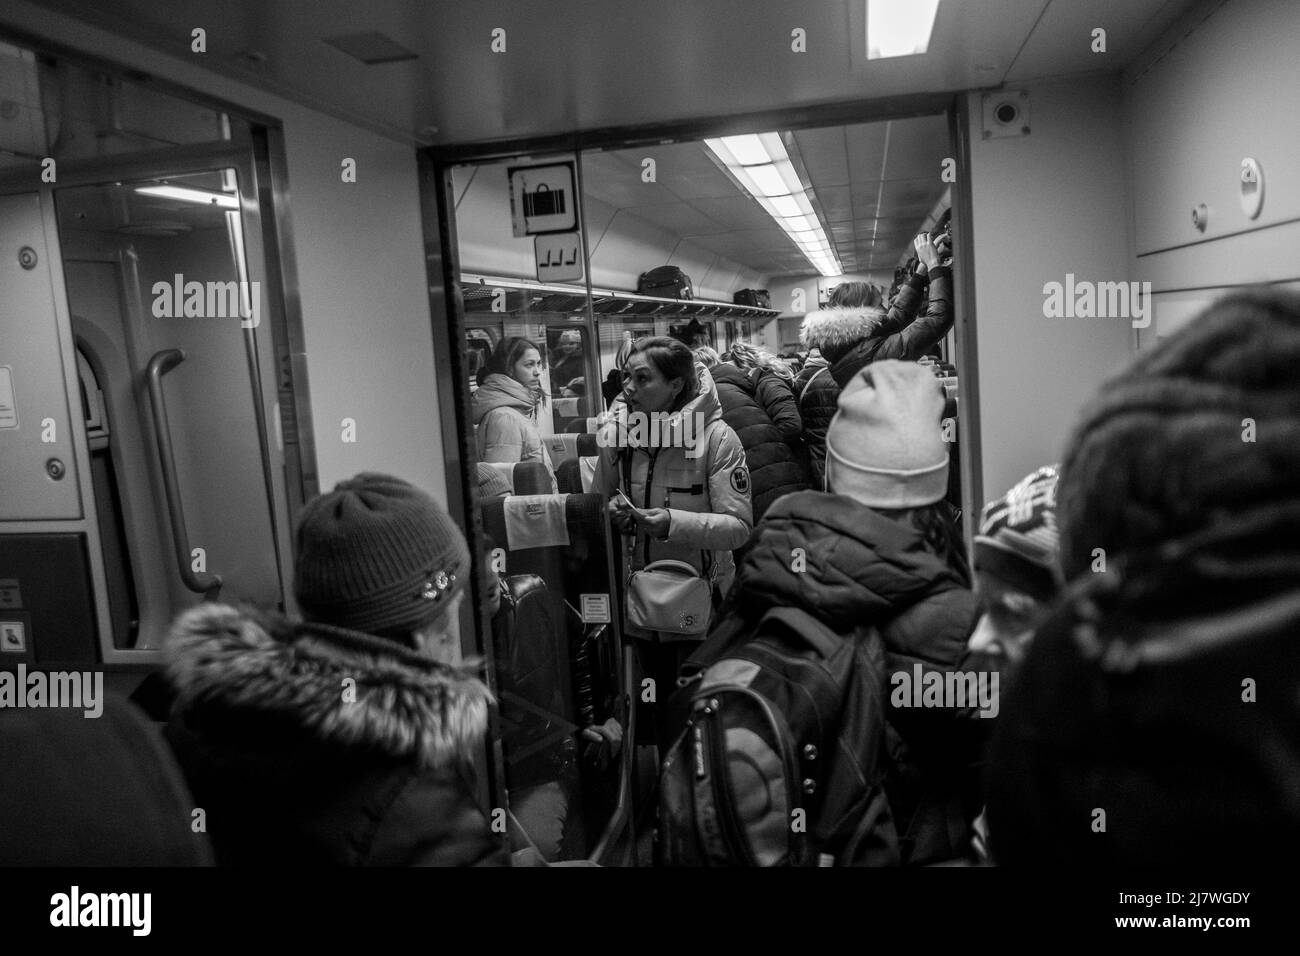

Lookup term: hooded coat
[988,561,1300,865]
[708,362,809,521]
[592,362,752,636]
[472,372,557,490]
[798,269,950,487]
[727,491,987,864]
[163,603,508,866]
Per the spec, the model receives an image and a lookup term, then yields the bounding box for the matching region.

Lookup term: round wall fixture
[1240,158,1264,220]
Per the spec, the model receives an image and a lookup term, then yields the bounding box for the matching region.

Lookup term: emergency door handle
[145,349,223,599]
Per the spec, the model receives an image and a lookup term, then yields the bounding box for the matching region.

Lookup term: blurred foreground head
[989,289,1300,865]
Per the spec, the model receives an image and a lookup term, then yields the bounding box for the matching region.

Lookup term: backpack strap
[799,366,828,405]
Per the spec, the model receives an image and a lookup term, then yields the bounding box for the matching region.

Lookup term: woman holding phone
[592,336,752,751]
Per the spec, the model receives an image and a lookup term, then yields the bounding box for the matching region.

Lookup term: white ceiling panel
[625,203,728,237]
[24,0,1195,147]
[1005,0,1199,82]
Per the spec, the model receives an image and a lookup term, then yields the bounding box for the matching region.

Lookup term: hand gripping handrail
[145,349,222,599]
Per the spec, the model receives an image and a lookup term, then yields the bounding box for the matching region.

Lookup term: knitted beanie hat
[476,462,512,498]
[974,465,1062,602]
[294,473,470,640]
[825,360,949,508]
[1056,287,1300,584]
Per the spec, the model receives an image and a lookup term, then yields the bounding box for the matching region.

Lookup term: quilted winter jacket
[798,269,950,487]
[592,363,753,637]
[472,373,557,491]
[708,362,809,521]
[730,491,986,865]
[163,604,509,867]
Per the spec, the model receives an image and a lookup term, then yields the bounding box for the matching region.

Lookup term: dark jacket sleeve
[369,770,510,866]
[873,274,926,338]
[870,266,953,362]
[753,369,803,445]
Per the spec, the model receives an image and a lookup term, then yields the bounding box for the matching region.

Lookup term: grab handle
[145,349,222,599]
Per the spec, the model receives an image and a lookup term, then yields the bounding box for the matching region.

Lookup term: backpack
[655,605,899,866]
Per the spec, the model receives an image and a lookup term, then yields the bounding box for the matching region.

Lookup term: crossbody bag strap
[799,366,828,405]
[623,445,713,584]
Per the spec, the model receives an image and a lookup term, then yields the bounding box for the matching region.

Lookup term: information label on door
[535,232,583,282]
[580,593,611,624]
[0,366,17,429]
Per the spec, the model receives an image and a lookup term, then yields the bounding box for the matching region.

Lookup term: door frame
[418,90,985,856]
[0,138,312,662]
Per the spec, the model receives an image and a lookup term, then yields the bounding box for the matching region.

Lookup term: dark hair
[877,501,970,584]
[829,281,882,309]
[626,336,699,411]
[479,336,541,387]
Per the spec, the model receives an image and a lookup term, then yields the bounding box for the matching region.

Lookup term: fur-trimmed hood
[164,603,492,770]
[800,307,889,356]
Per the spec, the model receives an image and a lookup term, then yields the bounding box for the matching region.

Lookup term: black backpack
[656,605,899,866]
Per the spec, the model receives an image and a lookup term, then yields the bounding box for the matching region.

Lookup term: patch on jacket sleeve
[730,465,750,495]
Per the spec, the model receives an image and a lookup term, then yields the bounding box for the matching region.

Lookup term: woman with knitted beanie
[163,473,508,866]
[987,288,1300,865]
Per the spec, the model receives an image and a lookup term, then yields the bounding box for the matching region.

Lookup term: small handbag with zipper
[619,450,716,636]
[626,559,714,636]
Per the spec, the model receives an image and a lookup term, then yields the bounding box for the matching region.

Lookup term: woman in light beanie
[714,360,987,865]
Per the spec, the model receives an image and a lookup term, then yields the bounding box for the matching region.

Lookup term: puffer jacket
[729,491,986,865]
[163,604,508,867]
[793,352,833,490]
[592,363,752,638]
[708,362,809,521]
[799,270,949,486]
[472,373,557,490]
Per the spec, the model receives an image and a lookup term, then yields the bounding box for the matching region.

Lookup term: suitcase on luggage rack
[733,289,771,309]
[638,266,694,300]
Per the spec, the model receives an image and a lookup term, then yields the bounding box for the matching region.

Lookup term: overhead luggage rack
[459,274,779,319]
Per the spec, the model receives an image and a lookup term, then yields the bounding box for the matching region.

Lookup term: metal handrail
[144,348,222,599]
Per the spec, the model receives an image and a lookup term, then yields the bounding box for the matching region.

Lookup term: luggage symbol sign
[508,160,578,236]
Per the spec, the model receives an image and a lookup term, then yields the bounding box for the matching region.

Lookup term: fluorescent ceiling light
[768,195,805,218]
[136,185,239,208]
[867,0,941,60]
[705,133,843,278]
[747,164,789,197]
[719,134,770,166]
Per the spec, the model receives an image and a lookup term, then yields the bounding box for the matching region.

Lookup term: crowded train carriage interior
[1,0,1299,880]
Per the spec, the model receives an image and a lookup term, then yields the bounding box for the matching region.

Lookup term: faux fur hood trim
[164,603,492,770]
[800,307,889,351]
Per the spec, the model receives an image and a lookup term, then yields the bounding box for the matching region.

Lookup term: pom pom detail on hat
[824,360,949,509]
[293,473,470,640]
